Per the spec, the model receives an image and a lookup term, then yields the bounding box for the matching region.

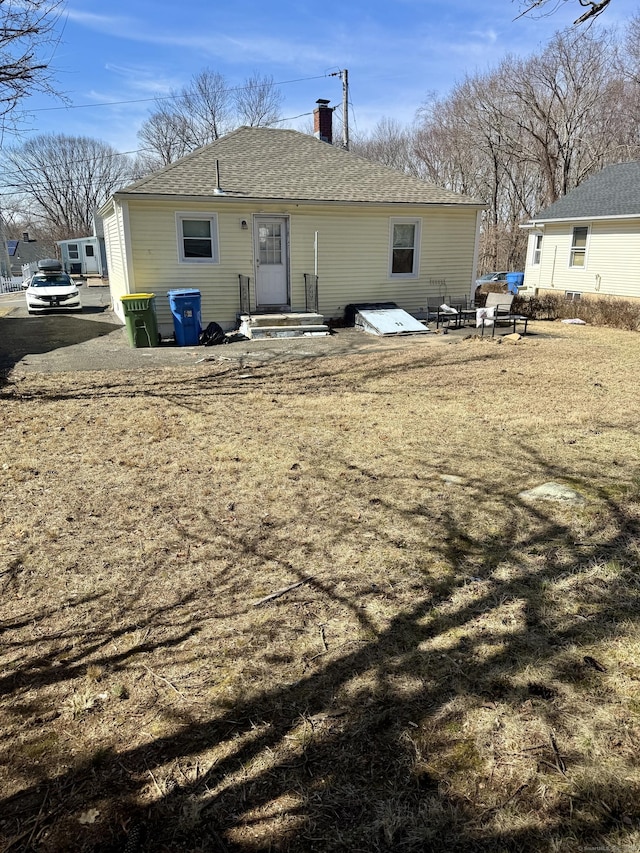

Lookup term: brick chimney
[313,99,333,144]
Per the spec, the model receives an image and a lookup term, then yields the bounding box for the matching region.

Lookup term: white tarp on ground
[355,308,430,336]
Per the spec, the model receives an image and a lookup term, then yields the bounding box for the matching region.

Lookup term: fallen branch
[146,765,164,799]
[2,787,50,853]
[141,664,187,701]
[550,730,567,775]
[253,577,314,607]
[583,655,607,672]
[482,782,529,814]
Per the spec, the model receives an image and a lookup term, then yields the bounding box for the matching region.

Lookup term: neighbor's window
[390,219,421,277]
[565,291,582,301]
[569,226,588,268]
[177,213,219,263]
[68,243,79,260]
[532,233,543,265]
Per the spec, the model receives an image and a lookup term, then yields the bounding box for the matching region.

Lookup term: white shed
[56,236,107,277]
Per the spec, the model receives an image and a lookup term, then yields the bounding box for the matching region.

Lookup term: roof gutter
[523,212,640,227]
[111,191,487,210]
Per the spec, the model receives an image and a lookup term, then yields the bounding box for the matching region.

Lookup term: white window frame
[176,212,220,264]
[569,225,589,270]
[532,233,543,266]
[389,218,421,279]
[68,243,79,260]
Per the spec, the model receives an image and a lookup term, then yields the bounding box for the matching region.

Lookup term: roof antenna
[213,160,225,195]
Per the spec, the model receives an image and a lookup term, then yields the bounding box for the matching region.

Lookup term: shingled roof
[533,162,640,221]
[119,126,483,207]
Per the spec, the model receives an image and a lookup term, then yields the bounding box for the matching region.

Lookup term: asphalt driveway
[0,284,525,377]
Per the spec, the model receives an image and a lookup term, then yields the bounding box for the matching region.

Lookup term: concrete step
[247,324,330,340]
[240,312,325,328]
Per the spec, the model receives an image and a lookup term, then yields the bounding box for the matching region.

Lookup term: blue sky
[15,0,640,153]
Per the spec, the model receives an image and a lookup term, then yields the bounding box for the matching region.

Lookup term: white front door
[254,216,289,308]
[84,244,99,274]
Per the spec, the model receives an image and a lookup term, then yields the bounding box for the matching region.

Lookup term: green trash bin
[120,293,159,348]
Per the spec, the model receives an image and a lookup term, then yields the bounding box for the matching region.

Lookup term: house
[57,235,107,277]
[5,233,49,277]
[522,162,640,302]
[100,102,485,337]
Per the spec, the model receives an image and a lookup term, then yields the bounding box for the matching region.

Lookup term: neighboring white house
[522,162,640,302]
[57,236,107,277]
[100,102,486,336]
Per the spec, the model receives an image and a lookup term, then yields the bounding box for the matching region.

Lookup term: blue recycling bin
[168,289,202,346]
[506,272,525,294]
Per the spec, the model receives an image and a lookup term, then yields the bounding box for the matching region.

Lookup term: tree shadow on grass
[2,457,640,852]
[1,343,640,852]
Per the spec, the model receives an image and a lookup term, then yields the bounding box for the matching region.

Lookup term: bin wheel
[158,333,162,345]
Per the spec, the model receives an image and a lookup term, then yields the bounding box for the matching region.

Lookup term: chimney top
[313,99,333,145]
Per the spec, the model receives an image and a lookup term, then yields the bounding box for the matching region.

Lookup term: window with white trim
[569,226,588,268]
[177,213,219,263]
[68,243,79,260]
[565,291,582,301]
[389,219,421,277]
[532,233,542,265]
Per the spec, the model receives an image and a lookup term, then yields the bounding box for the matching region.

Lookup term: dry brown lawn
[2,323,640,853]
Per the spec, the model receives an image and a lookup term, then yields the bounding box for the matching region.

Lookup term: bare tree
[0,0,64,126]
[3,134,136,239]
[234,72,282,127]
[414,24,640,272]
[179,69,233,144]
[351,117,422,176]
[514,0,612,25]
[138,106,195,169]
[138,69,283,168]
[625,14,640,77]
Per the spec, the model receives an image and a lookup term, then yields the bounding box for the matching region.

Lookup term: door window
[258,224,282,265]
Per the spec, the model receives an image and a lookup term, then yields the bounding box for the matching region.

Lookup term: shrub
[513,294,640,331]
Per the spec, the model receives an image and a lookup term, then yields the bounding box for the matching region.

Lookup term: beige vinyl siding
[102,201,128,320]
[127,200,258,331]
[526,219,640,299]
[123,199,479,330]
[523,231,543,291]
[290,205,478,319]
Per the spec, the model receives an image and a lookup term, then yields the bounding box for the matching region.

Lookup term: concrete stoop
[239,312,330,340]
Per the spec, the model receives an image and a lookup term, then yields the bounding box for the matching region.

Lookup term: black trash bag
[200,321,226,346]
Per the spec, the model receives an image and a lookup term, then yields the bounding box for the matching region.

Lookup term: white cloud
[65,6,337,68]
[103,63,181,96]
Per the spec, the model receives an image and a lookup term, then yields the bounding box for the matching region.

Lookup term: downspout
[470,209,482,303]
[112,197,135,321]
[314,231,318,277]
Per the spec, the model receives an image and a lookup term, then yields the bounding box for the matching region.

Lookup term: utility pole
[329,69,349,150]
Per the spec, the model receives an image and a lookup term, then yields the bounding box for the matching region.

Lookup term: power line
[29,73,331,113]
[0,114,316,193]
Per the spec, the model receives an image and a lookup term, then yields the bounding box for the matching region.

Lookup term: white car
[25,272,82,314]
